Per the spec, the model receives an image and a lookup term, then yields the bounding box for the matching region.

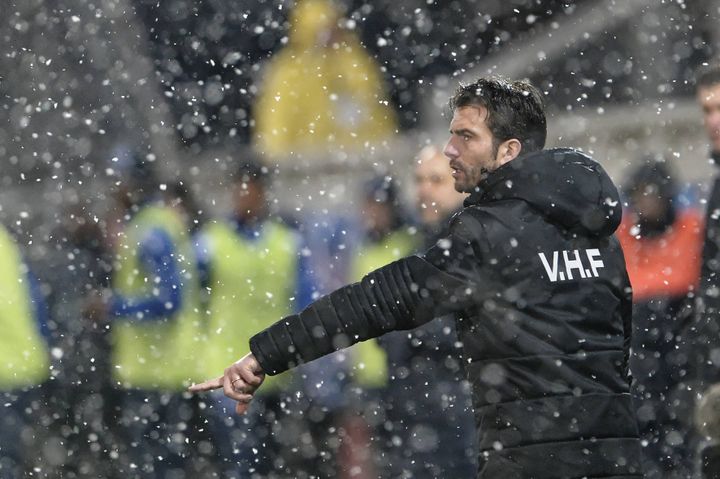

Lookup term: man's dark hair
[449,77,547,154]
[697,64,720,90]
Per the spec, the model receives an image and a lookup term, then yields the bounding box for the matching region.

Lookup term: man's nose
[710,112,720,129]
[417,182,430,198]
[443,140,458,159]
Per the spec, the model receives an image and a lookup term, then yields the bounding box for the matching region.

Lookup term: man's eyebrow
[450,128,474,136]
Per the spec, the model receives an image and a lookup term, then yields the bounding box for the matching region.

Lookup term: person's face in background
[361,198,394,239]
[111,179,149,213]
[631,183,668,224]
[164,183,200,231]
[61,204,106,252]
[698,82,720,154]
[415,146,466,225]
[232,177,266,222]
[112,183,134,212]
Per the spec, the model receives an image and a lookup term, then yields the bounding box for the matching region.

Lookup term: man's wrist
[237,352,264,375]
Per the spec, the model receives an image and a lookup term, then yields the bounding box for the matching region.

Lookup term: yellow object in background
[254,0,397,159]
[0,226,49,389]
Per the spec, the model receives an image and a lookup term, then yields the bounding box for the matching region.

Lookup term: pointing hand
[188,353,265,415]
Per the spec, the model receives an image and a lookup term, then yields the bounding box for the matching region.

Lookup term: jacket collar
[463,153,530,207]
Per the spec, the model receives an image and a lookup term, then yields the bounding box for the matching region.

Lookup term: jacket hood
[467,148,622,237]
[289,0,339,50]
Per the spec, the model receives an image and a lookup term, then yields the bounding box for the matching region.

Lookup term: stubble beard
[454,165,492,193]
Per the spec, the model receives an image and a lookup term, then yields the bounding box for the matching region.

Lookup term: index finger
[188,376,224,393]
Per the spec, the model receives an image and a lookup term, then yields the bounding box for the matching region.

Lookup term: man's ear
[497,138,522,166]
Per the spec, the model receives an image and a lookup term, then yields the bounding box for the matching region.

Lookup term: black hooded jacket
[250,148,642,478]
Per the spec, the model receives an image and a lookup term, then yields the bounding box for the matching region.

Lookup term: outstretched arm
[109,228,183,320]
[190,211,485,411]
[248,254,476,376]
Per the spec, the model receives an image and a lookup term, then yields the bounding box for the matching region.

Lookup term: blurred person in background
[0,223,50,478]
[285,211,361,478]
[616,158,703,478]
[696,383,720,478]
[98,154,209,478]
[40,200,115,477]
[253,0,397,161]
[415,145,468,245]
[380,145,477,478]
[341,175,417,477]
[686,64,720,478]
[194,160,317,478]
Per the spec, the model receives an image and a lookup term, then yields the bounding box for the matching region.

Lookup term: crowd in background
[0,140,480,478]
[1,142,716,479]
[134,0,707,146]
[1,0,720,478]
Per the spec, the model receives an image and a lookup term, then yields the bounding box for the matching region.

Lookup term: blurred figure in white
[415,145,467,245]
[381,145,477,478]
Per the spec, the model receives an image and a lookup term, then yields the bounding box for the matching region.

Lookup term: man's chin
[453,182,471,194]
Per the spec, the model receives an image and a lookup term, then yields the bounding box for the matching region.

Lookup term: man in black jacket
[191,77,643,478]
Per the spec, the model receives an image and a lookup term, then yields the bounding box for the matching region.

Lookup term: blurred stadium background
[2,0,718,234]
